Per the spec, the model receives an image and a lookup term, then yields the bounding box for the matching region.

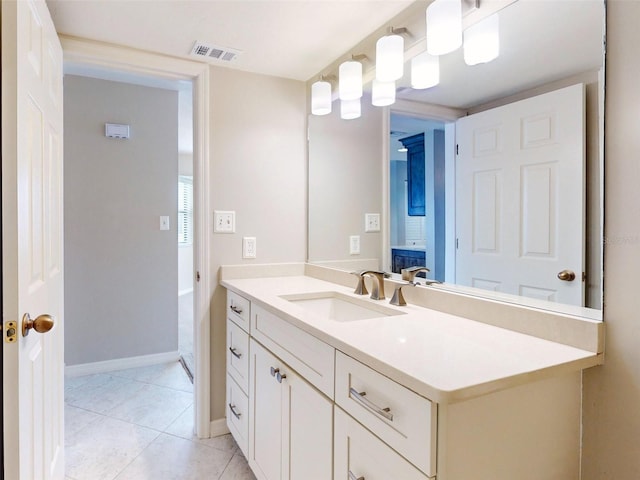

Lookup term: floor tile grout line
[109,429,163,480]
[215,450,237,480]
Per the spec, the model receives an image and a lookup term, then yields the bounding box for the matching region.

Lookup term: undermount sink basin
[280,292,405,322]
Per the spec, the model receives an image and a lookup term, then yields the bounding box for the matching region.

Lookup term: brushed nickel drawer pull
[228,403,242,419]
[349,471,364,480]
[349,387,394,421]
[229,347,242,359]
[230,305,243,315]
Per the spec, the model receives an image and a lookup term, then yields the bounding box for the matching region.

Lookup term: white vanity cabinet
[225,291,251,456]
[249,339,333,480]
[225,283,587,480]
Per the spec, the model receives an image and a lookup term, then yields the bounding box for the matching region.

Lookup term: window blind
[178,175,193,245]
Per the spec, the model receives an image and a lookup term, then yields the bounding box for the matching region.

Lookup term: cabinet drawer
[251,304,335,398]
[335,351,436,477]
[227,319,250,394]
[334,407,431,480]
[227,290,250,332]
[227,374,249,458]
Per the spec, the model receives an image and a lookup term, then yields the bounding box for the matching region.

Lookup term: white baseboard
[179,288,194,296]
[65,351,181,377]
[210,418,230,438]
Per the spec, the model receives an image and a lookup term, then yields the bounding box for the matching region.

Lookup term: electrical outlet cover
[349,235,361,255]
[243,237,257,259]
[365,213,381,232]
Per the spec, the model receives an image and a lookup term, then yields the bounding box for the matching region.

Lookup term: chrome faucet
[359,270,386,300]
[401,266,431,283]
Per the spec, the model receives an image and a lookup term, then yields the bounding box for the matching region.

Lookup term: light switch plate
[349,235,361,255]
[214,210,235,233]
[365,213,381,232]
[159,216,170,231]
[243,237,257,259]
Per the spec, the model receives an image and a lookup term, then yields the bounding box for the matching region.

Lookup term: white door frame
[60,36,213,438]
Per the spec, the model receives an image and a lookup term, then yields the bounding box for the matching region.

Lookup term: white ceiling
[46,0,414,82]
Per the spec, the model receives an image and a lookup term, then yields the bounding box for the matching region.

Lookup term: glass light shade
[372,80,396,106]
[464,13,500,66]
[411,52,440,89]
[376,34,404,82]
[426,0,462,56]
[311,81,332,116]
[340,98,361,120]
[339,61,363,100]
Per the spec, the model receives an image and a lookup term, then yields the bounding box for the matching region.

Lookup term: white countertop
[222,275,601,403]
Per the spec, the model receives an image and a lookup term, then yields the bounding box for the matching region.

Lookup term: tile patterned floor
[65,362,256,480]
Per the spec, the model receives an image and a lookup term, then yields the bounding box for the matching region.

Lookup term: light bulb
[311,81,332,115]
[464,13,500,66]
[372,80,396,107]
[411,52,439,89]
[341,98,361,120]
[426,0,462,56]
[339,61,363,100]
[376,34,404,82]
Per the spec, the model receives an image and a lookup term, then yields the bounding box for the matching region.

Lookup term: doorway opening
[60,38,213,442]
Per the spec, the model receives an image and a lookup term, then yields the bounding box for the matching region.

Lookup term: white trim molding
[61,35,213,438]
[210,418,231,438]
[65,351,180,377]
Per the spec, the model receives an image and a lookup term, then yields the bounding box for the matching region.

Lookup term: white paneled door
[2,0,65,478]
[456,84,585,306]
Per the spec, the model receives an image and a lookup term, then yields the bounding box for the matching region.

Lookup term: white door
[456,84,585,305]
[2,0,65,479]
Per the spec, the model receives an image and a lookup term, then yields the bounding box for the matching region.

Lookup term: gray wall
[582,2,640,477]
[209,67,307,420]
[308,97,383,263]
[64,75,178,365]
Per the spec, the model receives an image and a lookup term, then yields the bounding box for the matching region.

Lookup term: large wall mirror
[308,0,605,318]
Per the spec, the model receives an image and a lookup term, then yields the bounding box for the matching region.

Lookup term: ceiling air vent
[190,41,241,63]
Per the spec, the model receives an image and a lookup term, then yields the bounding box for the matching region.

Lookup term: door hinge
[4,321,17,343]
[456,144,459,155]
[196,271,201,282]
[456,238,459,249]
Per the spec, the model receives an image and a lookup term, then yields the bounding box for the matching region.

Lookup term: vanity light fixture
[341,98,361,120]
[411,51,440,89]
[398,146,408,152]
[375,28,407,82]
[426,0,463,56]
[339,57,364,101]
[372,79,396,106]
[311,78,333,116]
[464,13,500,65]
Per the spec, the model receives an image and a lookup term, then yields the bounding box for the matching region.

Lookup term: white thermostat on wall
[105,123,130,139]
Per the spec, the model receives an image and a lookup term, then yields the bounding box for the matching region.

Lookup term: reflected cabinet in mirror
[307,0,605,316]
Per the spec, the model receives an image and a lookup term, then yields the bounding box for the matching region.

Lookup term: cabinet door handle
[349,471,365,480]
[276,371,286,383]
[228,403,242,419]
[229,347,242,359]
[270,367,279,377]
[349,387,394,421]
[230,305,243,314]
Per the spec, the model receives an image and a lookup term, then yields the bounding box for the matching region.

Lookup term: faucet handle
[401,266,430,282]
[389,282,413,306]
[350,271,369,296]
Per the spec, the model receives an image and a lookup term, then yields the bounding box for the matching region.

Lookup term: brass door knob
[557,270,576,282]
[22,313,55,337]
